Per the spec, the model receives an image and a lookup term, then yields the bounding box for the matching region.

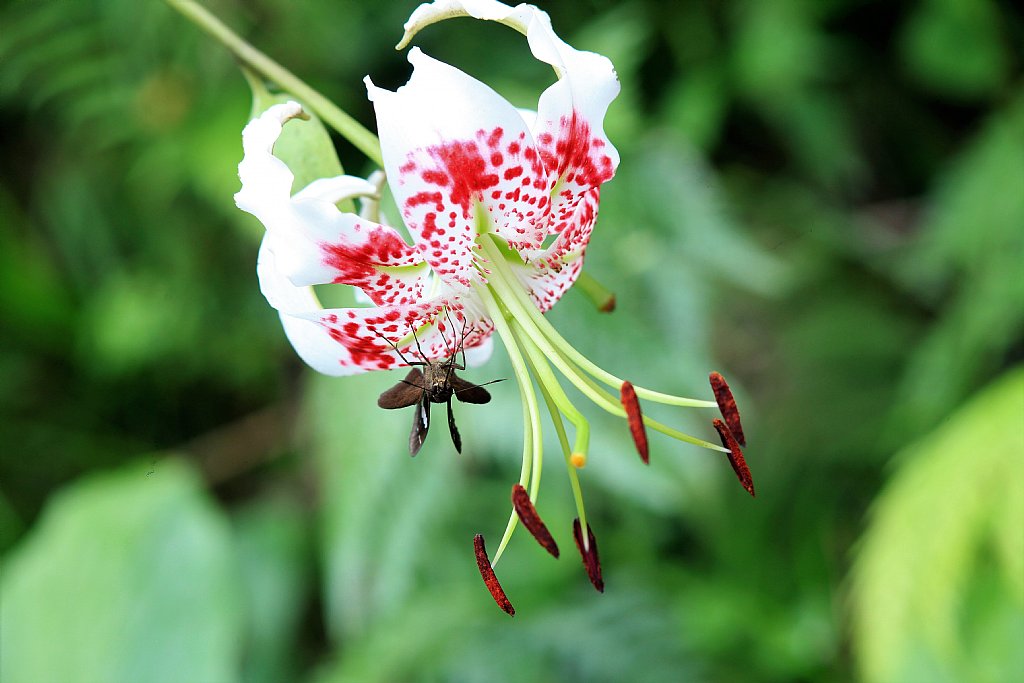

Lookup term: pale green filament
[518,329,591,552]
[479,235,717,409]
[513,320,590,459]
[480,243,727,454]
[476,284,544,567]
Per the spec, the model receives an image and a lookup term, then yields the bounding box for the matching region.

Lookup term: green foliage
[1,1,1022,682]
[851,368,1024,683]
[1,459,243,683]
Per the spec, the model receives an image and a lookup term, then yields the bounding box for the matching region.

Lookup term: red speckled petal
[399,2,620,256]
[259,238,493,374]
[237,102,430,306]
[366,49,556,286]
[511,187,599,312]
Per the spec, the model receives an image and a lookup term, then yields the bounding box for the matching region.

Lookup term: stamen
[712,418,755,497]
[709,372,745,446]
[511,484,560,558]
[473,534,515,616]
[619,381,649,464]
[480,236,715,409]
[572,518,604,593]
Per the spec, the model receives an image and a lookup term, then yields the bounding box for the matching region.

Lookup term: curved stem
[165,0,383,167]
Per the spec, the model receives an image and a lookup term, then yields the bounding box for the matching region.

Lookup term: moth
[377,320,503,456]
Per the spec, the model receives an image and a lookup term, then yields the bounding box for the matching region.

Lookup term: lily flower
[236,0,752,615]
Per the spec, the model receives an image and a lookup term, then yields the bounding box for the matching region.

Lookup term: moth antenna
[441,307,456,359]
[374,330,419,367]
[454,378,507,393]
[458,315,469,371]
[409,324,429,364]
[440,307,460,383]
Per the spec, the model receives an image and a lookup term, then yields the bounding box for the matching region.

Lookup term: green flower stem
[481,235,716,409]
[523,342,591,552]
[164,0,383,168]
[476,284,543,566]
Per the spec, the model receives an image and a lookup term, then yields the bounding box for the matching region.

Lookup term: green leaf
[900,0,1011,100]
[307,371,469,642]
[1,459,243,683]
[894,90,1024,431]
[233,498,311,683]
[851,367,1024,683]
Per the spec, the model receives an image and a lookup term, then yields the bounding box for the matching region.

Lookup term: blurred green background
[2,1,1022,681]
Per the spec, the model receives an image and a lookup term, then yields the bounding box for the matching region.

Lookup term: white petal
[399,2,619,181]
[237,102,430,306]
[397,1,619,266]
[513,187,600,312]
[259,237,495,374]
[366,49,555,284]
[463,333,494,367]
[257,239,356,375]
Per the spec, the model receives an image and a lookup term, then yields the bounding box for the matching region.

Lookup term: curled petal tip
[712,419,755,497]
[620,381,649,464]
[572,518,604,592]
[709,372,745,447]
[511,484,560,558]
[473,534,515,616]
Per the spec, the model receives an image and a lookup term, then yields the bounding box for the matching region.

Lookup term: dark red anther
[511,484,560,558]
[620,381,649,464]
[709,372,745,446]
[572,518,604,593]
[712,418,755,497]
[473,534,515,616]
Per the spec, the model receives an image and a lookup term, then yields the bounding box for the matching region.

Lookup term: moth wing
[451,374,492,404]
[409,398,430,456]
[378,369,425,409]
[446,399,462,453]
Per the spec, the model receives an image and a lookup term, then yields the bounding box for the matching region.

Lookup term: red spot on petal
[486,127,503,148]
[427,140,499,214]
[421,169,450,186]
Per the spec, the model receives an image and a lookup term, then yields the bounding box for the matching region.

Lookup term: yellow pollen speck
[570,452,586,468]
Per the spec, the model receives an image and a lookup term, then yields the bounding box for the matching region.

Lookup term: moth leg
[446,398,462,454]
